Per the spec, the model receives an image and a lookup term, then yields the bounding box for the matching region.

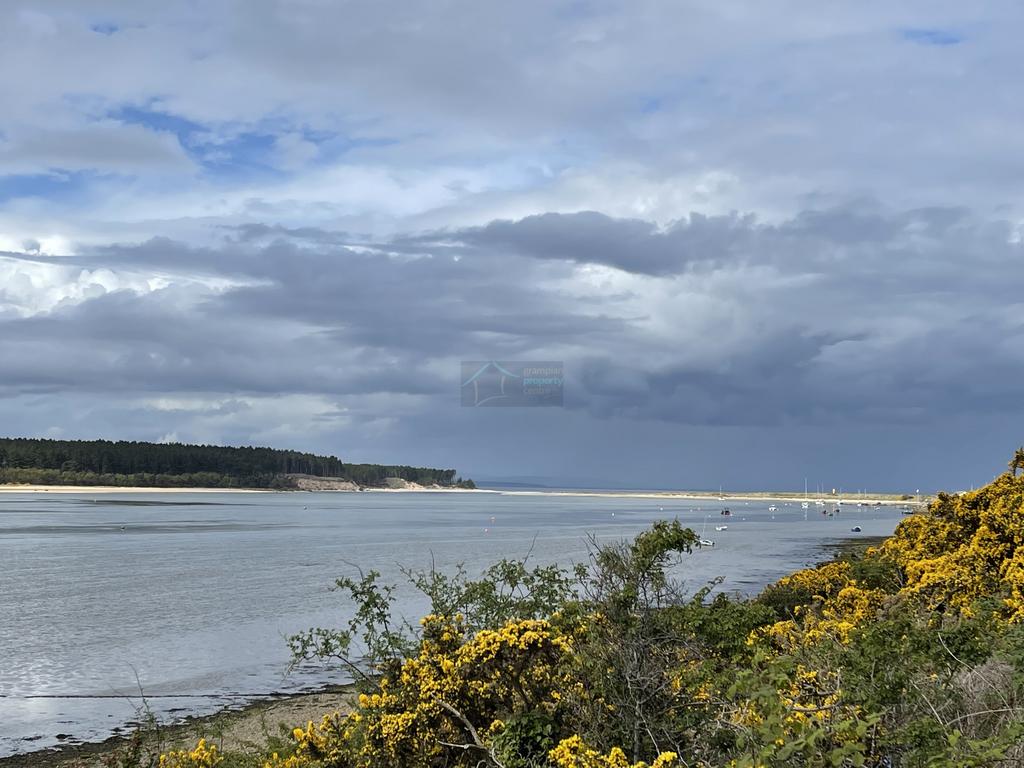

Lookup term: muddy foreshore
[0,685,356,768]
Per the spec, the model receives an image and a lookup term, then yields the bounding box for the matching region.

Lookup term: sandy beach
[0,485,271,494]
[0,483,926,504]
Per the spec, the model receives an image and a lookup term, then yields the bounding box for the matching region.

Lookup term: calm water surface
[0,490,902,756]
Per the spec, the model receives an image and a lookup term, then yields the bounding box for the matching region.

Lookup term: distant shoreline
[491,489,927,505]
[0,483,485,494]
[0,483,928,505]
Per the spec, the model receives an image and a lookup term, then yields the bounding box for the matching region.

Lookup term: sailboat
[801,478,810,509]
[814,483,826,506]
[699,515,715,547]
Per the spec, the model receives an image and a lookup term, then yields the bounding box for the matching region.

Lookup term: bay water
[0,490,902,757]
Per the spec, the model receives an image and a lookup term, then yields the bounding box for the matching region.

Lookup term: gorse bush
[167,458,1024,767]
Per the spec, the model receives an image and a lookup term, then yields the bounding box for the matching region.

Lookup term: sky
[2,1,1023,492]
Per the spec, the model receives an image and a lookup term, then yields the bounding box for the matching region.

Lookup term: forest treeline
[0,437,473,489]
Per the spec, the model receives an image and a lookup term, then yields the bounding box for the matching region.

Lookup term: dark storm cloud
[3,202,1024,435]
[399,204,1021,285]
[575,329,855,426]
[73,234,631,355]
[403,211,756,275]
[228,223,357,247]
[0,285,450,398]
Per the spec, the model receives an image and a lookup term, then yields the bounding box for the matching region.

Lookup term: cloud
[0,2,1019,238]
[0,122,193,176]
[1,2,1022,489]
[412,211,756,275]
[3,203,1022,437]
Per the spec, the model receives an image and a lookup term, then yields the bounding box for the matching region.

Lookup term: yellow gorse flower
[158,739,223,768]
[549,735,679,768]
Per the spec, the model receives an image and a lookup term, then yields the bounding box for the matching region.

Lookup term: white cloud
[0,121,194,175]
[2,1,1022,488]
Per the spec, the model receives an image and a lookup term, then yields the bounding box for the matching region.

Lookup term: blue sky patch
[0,171,97,204]
[113,106,281,178]
[112,105,204,143]
[641,96,662,114]
[110,104,392,179]
[901,28,965,46]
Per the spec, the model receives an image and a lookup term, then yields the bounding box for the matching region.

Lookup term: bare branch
[437,699,506,768]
